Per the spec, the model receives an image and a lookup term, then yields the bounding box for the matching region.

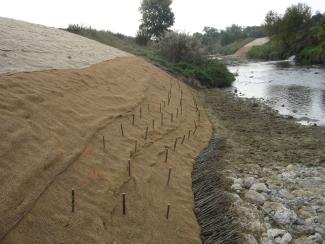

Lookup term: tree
[139,0,175,40]
[318,17,325,50]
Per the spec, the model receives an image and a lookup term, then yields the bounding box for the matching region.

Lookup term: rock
[286,164,294,170]
[234,178,243,186]
[267,228,286,239]
[264,202,297,225]
[298,206,317,219]
[309,233,322,242]
[243,177,256,188]
[231,183,243,192]
[245,190,266,205]
[293,236,317,244]
[242,234,258,244]
[280,233,292,244]
[250,183,270,193]
[305,216,319,225]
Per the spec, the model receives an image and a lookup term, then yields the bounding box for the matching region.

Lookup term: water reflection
[228,61,325,125]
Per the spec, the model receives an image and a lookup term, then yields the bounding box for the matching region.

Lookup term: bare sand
[0,17,129,75]
[0,56,212,243]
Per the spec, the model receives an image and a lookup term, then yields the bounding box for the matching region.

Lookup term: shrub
[135,30,150,46]
[173,61,235,88]
[297,46,325,64]
[159,31,205,64]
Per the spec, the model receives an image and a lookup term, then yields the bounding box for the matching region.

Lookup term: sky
[1,0,325,36]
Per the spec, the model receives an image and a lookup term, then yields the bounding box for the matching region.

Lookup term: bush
[135,30,150,46]
[173,61,235,88]
[247,42,278,60]
[297,46,325,64]
[159,31,205,64]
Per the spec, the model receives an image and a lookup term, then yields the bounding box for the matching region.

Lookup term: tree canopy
[138,0,175,40]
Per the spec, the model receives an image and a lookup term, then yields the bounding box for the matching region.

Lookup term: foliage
[247,42,278,60]
[262,3,325,64]
[318,17,325,50]
[297,46,325,64]
[194,25,265,54]
[220,25,245,46]
[159,31,205,64]
[66,26,235,88]
[139,0,174,40]
[216,38,254,55]
[135,29,150,46]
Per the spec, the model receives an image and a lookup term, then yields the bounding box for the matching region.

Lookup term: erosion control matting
[192,138,240,244]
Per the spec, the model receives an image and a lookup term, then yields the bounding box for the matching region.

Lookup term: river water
[227,61,325,126]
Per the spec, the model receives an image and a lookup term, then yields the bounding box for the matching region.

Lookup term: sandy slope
[234,37,270,57]
[0,55,212,243]
[0,17,129,75]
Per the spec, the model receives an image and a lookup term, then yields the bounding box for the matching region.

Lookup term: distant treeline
[248,3,325,64]
[194,25,266,53]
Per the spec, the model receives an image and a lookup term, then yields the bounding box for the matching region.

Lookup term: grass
[65,25,235,88]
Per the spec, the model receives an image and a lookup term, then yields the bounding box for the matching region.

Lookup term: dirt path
[0,56,212,243]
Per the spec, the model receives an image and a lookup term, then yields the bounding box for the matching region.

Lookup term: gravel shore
[199,89,325,244]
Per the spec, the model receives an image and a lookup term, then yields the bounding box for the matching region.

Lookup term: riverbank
[198,89,325,243]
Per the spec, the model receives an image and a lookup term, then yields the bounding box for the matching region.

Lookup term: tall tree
[138,0,175,40]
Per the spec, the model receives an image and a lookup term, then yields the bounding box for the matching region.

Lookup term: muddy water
[228,61,325,125]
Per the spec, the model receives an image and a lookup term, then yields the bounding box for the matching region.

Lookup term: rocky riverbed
[198,89,325,244]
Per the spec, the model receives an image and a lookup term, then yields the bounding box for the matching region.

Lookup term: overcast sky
[1,0,324,36]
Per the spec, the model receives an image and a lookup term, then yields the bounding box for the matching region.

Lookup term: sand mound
[0,17,129,75]
[0,56,211,243]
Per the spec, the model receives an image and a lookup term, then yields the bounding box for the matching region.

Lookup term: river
[227,61,325,126]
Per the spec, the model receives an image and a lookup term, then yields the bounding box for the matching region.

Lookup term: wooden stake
[71,188,75,213]
[144,126,149,140]
[102,136,106,151]
[193,126,198,135]
[181,135,186,144]
[198,111,200,122]
[188,130,191,140]
[170,113,173,122]
[176,108,179,118]
[160,103,162,113]
[165,147,169,163]
[173,137,178,151]
[161,112,164,126]
[167,167,172,186]
[152,119,155,129]
[181,104,183,115]
[121,123,124,137]
[140,107,142,120]
[194,120,197,129]
[122,193,126,215]
[166,203,171,219]
[132,114,135,126]
[134,140,138,153]
[128,159,131,177]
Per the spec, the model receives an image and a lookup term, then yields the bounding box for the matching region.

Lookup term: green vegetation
[138,0,174,41]
[194,25,265,54]
[216,38,254,55]
[66,25,234,88]
[247,42,278,60]
[253,3,325,64]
